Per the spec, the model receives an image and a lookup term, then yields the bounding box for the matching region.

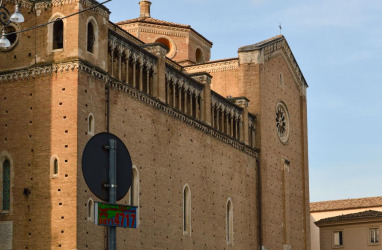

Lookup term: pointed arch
[50,155,59,178]
[183,184,191,235]
[226,197,233,245]
[87,198,94,221]
[87,113,95,136]
[0,151,13,213]
[86,16,99,55]
[48,13,66,52]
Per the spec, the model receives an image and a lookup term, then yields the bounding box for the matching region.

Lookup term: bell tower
[116,1,213,65]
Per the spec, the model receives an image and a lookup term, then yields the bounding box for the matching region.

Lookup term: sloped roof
[116,17,212,45]
[311,197,382,213]
[238,35,284,52]
[315,210,382,226]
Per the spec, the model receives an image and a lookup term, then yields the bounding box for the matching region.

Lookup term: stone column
[117,47,122,81]
[184,90,188,114]
[146,68,150,94]
[139,59,144,91]
[125,54,130,84]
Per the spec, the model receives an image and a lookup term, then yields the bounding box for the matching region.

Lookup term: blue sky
[105,0,382,202]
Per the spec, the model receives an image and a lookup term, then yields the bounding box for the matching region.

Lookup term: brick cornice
[0,60,259,158]
[184,58,239,73]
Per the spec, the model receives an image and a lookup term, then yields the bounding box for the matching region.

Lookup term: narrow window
[370,228,379,244]
[2,159,10,211]
[195,48,204,63]
[88,114,94,135]
[334,231,343,246]
[183,185,191,235]
[226,199,233,244]
[87,198,94,221]
[53,19,63,50]
[87,22,95,53]
[51,156,59,178]
[130,168,139,206]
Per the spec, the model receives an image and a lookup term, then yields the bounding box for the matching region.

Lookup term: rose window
[276,101,290,143]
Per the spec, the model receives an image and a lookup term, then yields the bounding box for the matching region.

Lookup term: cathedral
[0,0,310,249]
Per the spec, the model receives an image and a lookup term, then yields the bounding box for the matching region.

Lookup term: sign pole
[108,139,117,250]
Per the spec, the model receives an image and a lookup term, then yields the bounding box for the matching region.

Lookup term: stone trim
[107,22,144,46]
[0,60,259,158]
[184,58,239,73]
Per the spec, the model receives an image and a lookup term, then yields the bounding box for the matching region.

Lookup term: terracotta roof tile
[310,197,382,212]
[315,210,382,225]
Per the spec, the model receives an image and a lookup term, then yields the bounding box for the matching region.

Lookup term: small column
[133,60,137,88]
[146,69,150,94]
[211,106,215,128]
[166,80,170,104]
[178,86,182,111]
[141,43,169,102]
[195,95,200,120]
[216,108,220,131]
[117,48,122,81]
[172,83,176,108]
[225,113,229,134]
[139,60,144,91]
[184,90,188,114]
[125,56,130,84]
[190,94,194,117]
[230,115,234,137]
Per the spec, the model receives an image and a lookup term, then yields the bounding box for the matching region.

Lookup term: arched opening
[87,198,94,221]
[130,167,139,206]
[226,199,233,244]
[195,48,204,63]
[53,19,64,50]
[183,184,191,235]
[4,26,17,47]
[155,37,171,52]
[88,113,94,135]
[2,159,11,211]
[87,22,95,53]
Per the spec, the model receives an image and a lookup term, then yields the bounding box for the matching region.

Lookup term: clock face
[276,101,290,144]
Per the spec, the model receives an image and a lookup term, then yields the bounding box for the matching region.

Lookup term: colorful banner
[95,202,137,228]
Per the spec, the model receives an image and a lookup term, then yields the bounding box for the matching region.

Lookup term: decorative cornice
[0,60,258,158]
[33,0,110,18]
[184,59,239,74]
[120,23,188,38]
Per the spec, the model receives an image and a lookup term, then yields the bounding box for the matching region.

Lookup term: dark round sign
[82,132,132,202]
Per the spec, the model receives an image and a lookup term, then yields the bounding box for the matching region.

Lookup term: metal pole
[108,139,117,250]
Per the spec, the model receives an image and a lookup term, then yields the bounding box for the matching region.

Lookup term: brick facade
[0,0,309,249]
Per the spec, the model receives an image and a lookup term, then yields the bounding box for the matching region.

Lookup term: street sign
[95,202,137,228]
[82,133,132,201]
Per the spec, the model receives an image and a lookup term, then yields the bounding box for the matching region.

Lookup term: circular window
[276,101,290,144]
[0,24,20,51]
[155,36,176,59]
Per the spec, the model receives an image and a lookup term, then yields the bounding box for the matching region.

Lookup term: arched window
[195,48,204,63]
[130,167,139,206]
[88,113,94,135]
[2,158,11,211]
[183,184,191,235]
[53,19,64,50]
[87,198,94,221]
[226,198,233,244]
[87,22,95,53]
[51,156,59,178]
